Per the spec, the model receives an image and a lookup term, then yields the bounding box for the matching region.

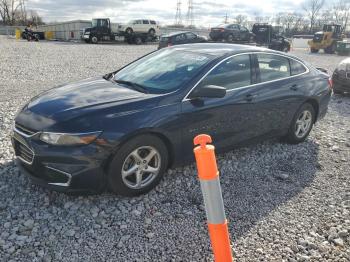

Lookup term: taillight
[328,78,333,90]
[168,43,172,47]
[220,28,225,32]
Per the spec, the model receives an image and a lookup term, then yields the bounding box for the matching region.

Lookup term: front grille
[15,123,37,136]
[313,35,323,43]
[14,140,34,164]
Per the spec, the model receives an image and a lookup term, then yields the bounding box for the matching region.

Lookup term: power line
[186,0,194,27]
[174,0,182,25]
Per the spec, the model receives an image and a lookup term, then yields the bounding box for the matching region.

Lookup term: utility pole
[224,13,229,24]
[186,0,194,28]
[174,0,182,26]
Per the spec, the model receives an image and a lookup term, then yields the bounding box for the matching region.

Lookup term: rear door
[251,53,307,134]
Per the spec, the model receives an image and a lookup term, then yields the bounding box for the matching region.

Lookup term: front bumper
[11,129,109,193]
[332,72,350,92]
[83,34,90,39]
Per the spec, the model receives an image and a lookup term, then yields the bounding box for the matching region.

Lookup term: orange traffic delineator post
[193,134,233,262]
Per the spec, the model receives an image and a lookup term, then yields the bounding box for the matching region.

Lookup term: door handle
[245,93,257,102]
[290,84,298,91]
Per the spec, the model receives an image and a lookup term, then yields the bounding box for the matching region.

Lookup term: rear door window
[175,34,186,42]
[143,20,150,24]
[257,54,291,82]
[200,54,252,90]
[290,59,307,75]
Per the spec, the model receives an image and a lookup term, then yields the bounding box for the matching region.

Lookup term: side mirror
[188,85,226,99]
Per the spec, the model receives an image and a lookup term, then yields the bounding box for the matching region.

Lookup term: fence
[0,26,25,36]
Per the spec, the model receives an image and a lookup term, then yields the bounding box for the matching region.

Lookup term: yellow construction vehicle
[308,24,344,54]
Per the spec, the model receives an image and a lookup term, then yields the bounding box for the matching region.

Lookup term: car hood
[24,77,146,119]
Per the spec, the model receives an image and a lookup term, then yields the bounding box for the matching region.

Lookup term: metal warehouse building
[36,20,92,41]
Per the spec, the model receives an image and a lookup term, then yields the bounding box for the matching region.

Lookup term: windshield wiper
[114,79,149,94]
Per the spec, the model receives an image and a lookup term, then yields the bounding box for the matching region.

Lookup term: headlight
[337,62,347,71]
[40,131,102,146]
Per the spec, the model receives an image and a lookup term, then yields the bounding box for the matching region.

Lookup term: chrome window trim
[182,51,310,102]
[46,166,72,187]
[13,137,35,165]
[14,126,38,138]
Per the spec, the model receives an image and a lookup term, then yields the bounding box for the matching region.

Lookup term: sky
[27,0,305,27]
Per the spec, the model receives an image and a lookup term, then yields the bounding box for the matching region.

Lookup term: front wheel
[108,135,169,196]
[90,36,98,44]
[148,28,156,36]
[310,48,319,53]
[284,103,315,144]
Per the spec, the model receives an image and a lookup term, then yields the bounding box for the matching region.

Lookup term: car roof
[170,43,274,57]
[161,31,194,37]
[340,57,350,64]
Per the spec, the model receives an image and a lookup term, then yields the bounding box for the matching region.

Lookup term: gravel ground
[0,37,349,261]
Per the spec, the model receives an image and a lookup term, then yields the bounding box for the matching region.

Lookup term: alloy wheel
[121,146,161,189]
[295,110,312,138]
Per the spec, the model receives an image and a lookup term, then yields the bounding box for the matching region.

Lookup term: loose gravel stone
[0,37,349,261]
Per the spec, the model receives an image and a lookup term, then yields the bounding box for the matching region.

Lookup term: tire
[90,36,98,44]
[148,28,156,36]
[226,34,234,42]
[107,135,169,196]
[134,36,142,45]
[125,28,133,35]
[284,103,316,144]
[324,42,336,54]
[310,48,319,53]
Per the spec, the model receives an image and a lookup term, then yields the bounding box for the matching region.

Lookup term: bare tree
[302,0,325,32]
[234,14,247,25]
[0,0,27,25]
[333,0,350,32]
[317,9,333,29]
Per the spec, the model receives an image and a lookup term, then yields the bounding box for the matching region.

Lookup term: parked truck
[82,18,157,44]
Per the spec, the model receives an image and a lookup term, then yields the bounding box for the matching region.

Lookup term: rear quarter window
[257,54,291,82]
[290,59,307,75]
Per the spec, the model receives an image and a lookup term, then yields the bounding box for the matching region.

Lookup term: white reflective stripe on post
[200,178,226,224]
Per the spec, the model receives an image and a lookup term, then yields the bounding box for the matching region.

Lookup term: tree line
[225,0,349,36]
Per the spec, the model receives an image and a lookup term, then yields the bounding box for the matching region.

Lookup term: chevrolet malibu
[12,44,332,196]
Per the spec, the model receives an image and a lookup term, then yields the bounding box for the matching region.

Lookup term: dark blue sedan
[12,44,332,196]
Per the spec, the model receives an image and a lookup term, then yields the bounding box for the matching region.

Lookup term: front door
[180,54,264,160]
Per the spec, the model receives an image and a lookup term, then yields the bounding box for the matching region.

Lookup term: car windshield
[113,49,213,94]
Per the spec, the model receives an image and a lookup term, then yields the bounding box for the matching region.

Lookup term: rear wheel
[284,103,315,144]
[310,48,319,53]
[107,135,169,196]
[226,34,234,42]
